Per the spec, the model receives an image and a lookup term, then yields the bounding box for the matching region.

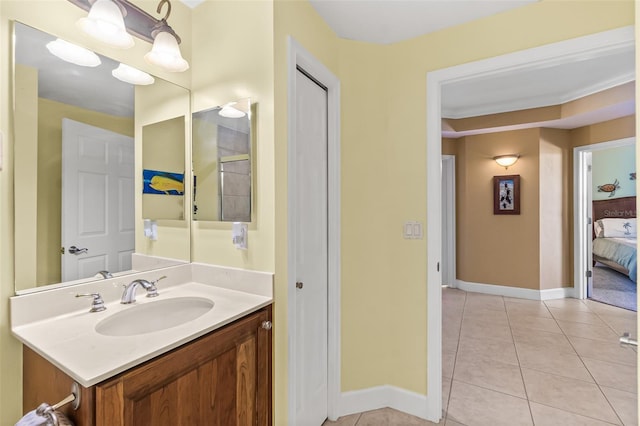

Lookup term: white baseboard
[455,279,575,301]
[339,385,430,421]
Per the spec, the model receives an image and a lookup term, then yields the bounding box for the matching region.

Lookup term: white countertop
[11,264,273,387]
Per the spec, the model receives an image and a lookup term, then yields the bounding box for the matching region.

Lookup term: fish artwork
[143,169,185,195]
[597,179,620,198]
[150,174,184,194]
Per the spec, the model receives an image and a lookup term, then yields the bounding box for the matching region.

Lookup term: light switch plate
[403,221,423,239]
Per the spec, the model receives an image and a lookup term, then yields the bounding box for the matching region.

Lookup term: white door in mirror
[62,119,135,281]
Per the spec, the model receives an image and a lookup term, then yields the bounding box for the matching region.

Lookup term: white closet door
[294,69,329,425]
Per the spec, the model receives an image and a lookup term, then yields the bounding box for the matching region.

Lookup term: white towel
[15,409,74,426]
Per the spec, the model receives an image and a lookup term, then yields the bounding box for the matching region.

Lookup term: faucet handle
[146,276,166,298]
[76,293,106,313]
[152,275,167,285]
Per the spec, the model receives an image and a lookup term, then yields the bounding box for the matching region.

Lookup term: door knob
[296,281,304,289]
[68,246,88,255]
[261,321,272,330]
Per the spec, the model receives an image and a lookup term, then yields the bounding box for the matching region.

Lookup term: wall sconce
[493,154,520,169]
[68,0,189,72]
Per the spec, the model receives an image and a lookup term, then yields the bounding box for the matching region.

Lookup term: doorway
[574,137,637,311]
[426,26,634,422]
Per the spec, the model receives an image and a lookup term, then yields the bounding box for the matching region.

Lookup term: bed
[592,196,637,282]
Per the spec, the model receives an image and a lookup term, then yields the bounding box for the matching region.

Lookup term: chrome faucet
[95,270,113,279]
[121,276,166,304]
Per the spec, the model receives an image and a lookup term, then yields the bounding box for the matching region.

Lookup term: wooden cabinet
[23,306,272,425]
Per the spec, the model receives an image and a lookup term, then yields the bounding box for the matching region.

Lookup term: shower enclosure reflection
[192,99,252,222]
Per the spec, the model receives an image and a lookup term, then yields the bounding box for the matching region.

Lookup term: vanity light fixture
[493,154,520,169]
[219,102,246,118]
[144,10,189,72]
[46,38,101,67]
[112,63,155,85]
[77,0,134,49]
[68,0,189,73]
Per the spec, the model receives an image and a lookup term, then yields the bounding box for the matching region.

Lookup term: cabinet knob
[296,281,304,289]
[261,321,272,330]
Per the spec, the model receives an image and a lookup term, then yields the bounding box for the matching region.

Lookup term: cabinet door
[96,307,271,426]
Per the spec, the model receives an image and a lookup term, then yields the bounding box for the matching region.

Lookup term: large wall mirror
[13,22,190,293]
[192,99,253,222]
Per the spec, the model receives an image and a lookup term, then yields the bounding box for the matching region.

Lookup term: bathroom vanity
[12,263,273,425]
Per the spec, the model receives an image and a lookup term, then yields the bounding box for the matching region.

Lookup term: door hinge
[588,217,592,225]
[437,262,440,272]
[587,165,592,172]
[586,270,592,278]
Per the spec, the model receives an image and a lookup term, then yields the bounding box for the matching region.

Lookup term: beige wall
[134,78,191,262]
[539,128,572,290]
[571,115,636,147]
[190,0,275,272]
[450,117,634,292]
[442,137,457,156]
[141,116,186,220]
[456,129,542,289]
[13,64,38,290]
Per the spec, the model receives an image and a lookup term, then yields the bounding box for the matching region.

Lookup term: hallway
[327,288,637,425]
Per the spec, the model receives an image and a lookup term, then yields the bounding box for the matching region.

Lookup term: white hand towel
[15,409,74,426]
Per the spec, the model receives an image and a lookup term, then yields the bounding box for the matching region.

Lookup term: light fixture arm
[157,0,172,21]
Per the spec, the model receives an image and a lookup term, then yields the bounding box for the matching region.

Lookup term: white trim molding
[339,386,430,421]
[455,280,575,301]
[287,36,342,423]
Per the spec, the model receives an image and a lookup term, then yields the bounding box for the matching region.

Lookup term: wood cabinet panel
[24,306,272,426]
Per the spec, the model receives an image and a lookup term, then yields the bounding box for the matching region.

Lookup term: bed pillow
[596,218,637,238]
[593,220,604,238]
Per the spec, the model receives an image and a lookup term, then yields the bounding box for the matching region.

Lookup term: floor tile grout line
[526,400,623,426]
[550,301,627,426]
[504,295,536,426]
[443,290,468,423]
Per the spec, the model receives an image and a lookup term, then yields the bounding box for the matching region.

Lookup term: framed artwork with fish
[143,169,185,195]
[493,175,520,215]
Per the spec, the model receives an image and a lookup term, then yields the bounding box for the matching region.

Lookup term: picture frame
[493,175,520,215]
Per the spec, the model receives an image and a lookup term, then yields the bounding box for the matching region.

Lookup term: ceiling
[16,1,635,133]
[174,1,638,136]
[14,22,135,117]
[307,0,537,45]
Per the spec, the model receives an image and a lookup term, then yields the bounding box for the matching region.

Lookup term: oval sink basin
[95,297,214,337]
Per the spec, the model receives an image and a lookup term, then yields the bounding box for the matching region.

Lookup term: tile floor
[325,288,638,425]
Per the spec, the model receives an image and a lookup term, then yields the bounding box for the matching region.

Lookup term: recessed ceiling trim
[557,72,635,106]
[443,72,635,119]
[441,28,635,119]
